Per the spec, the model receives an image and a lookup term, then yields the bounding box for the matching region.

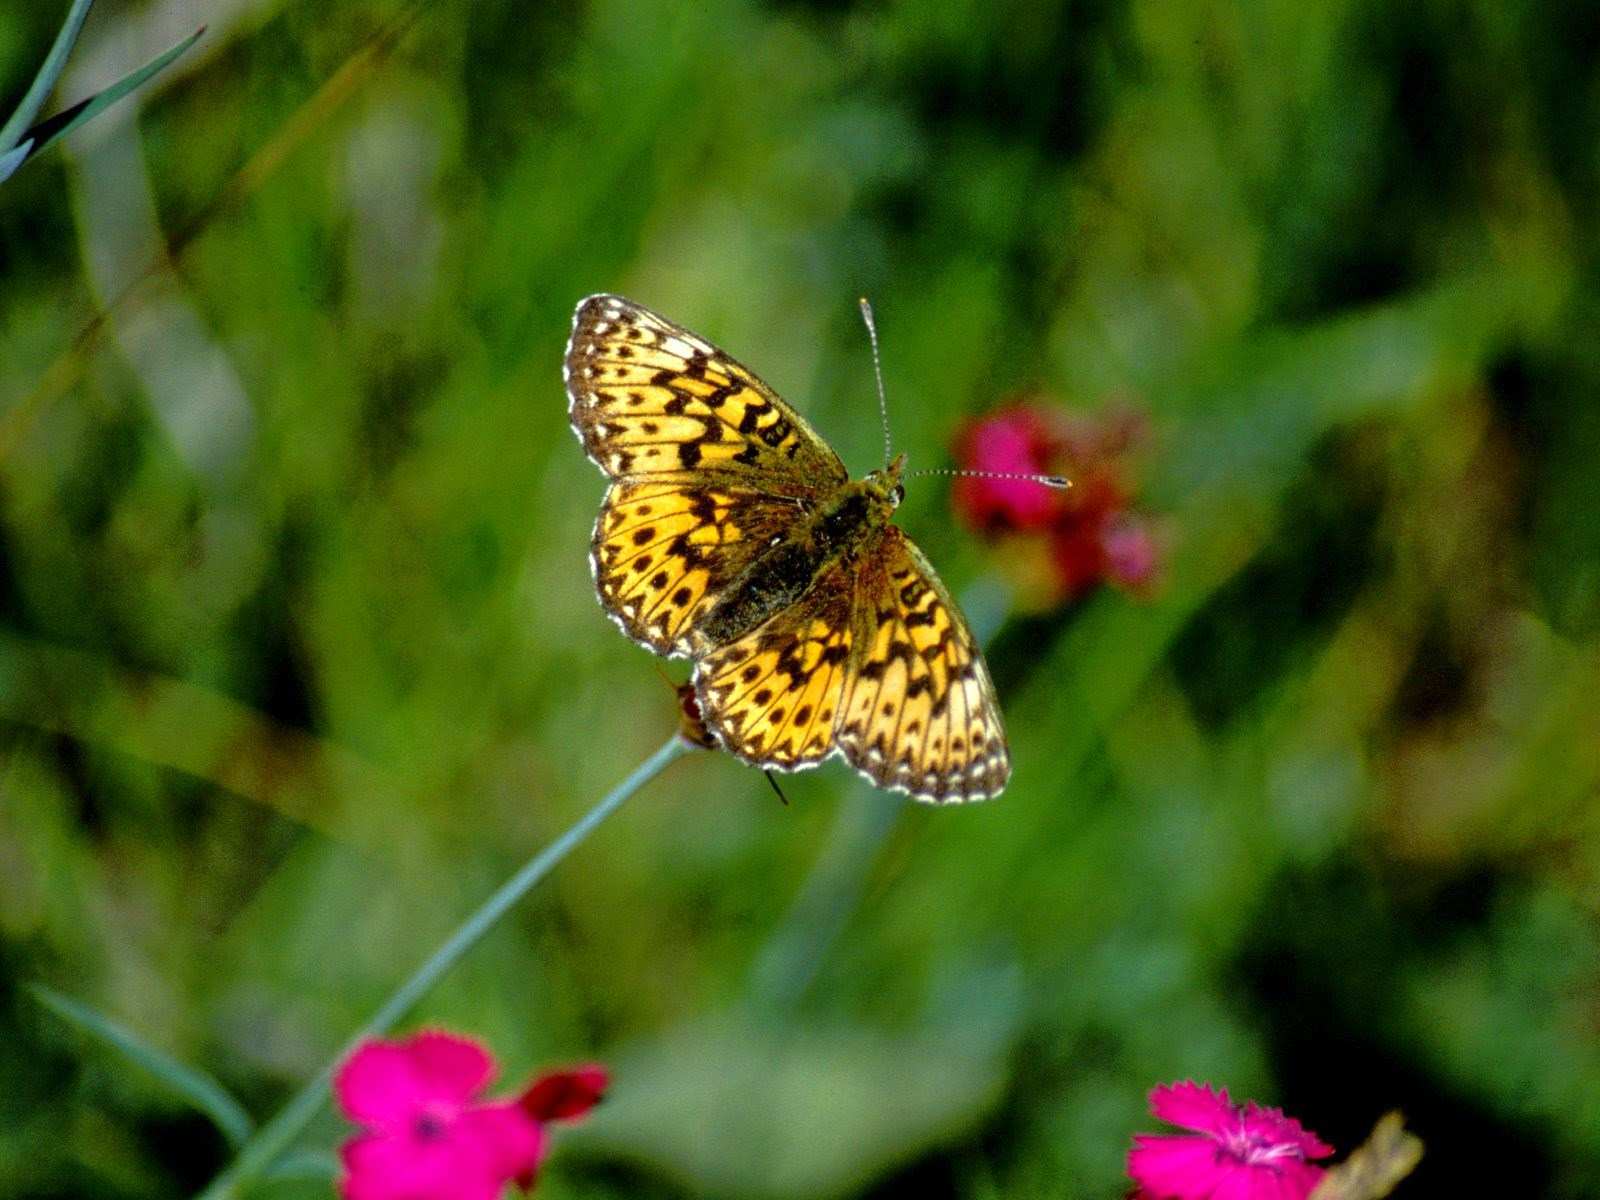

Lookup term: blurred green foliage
[2,1,1598,1197]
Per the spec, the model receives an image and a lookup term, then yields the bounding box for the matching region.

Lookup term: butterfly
[564,294,1011,802]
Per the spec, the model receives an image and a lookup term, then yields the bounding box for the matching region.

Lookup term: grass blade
[0,0,95,155]
[29,984,254,1149]
[0,24,204,183]
[0,142,31,179]
[259,1150,339,1184]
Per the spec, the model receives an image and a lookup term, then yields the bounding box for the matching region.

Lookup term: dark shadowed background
[1,1,1597,1197]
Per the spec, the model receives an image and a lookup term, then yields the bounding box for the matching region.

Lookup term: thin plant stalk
[195,733,692,1200]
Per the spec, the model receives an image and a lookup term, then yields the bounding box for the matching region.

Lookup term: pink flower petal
[401,1031,499,1103]
[1128,1133,1232,1195]
[335,1043,435,1128]
[1208,1167,1322,1200]
[519,1065,609,1121]
[1240,1103,1335,1160]
[1148,1080,1236,1137]
[953,408,1069,532]
[1276,1160,1328,1196]
[1207,1171,1271,1200]
[334,1033,496,1128]
[457,1101,548,1184]
[339,1131,502,1200]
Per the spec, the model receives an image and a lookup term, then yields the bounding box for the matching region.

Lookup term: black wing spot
[753,688,772,705]
[794,705,812,725]
[632,527,655,545]
[758,417,792,448]
[680,442,703,469]
[631,555,653,573]
[672,587,692,607]
[650,570,669,589]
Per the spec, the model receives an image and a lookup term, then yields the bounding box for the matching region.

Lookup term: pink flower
[953,401,1160,605]
[333,1030,607,1200]
[953,407,1069,531]
[1128,1081,1333,1200]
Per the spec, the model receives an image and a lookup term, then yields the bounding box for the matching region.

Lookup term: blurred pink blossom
[333,1030,606,1200]
[1128,1081,1333,1200]
[953,400,1159,605]
[953,406,1069,530]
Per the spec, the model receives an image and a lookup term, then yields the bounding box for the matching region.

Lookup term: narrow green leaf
[0,141,32,181]
[0,0,95,155]
[29,983,255,1149]
[0,25,203,183]
[258,1150,339,1184]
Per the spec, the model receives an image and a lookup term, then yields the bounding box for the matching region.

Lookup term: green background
[2,1,1598,1196]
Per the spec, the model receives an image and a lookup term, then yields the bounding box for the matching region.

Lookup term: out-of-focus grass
[2,1,1598,1198]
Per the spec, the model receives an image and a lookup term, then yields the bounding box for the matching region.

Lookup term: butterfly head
[865,452,907,509]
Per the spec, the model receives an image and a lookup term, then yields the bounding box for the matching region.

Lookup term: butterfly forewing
[566,294,847,490]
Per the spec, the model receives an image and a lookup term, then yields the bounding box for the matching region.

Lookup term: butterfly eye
[891,483,905,506]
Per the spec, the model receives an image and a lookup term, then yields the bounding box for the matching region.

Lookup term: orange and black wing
[833,527,1010,802]
[691,554,855,770]
[565,294,847,492]
[590,480,808,658]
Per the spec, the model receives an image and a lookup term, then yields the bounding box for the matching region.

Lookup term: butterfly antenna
[858,297,893,469]
[763,769,791,807]
[907,466,1073,489]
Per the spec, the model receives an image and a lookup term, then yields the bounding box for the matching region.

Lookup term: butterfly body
[566,295,1010,802]
[693,460,902,649]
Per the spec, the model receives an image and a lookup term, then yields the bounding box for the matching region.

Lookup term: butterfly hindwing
[592,480,805,658]
[835,527,1010,802]
[566,294,847,491]
[692,554,855,770]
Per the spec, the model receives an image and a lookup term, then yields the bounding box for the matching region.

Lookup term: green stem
[195,734,692,1200]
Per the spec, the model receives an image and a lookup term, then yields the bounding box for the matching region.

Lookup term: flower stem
[194,734,692,1200]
